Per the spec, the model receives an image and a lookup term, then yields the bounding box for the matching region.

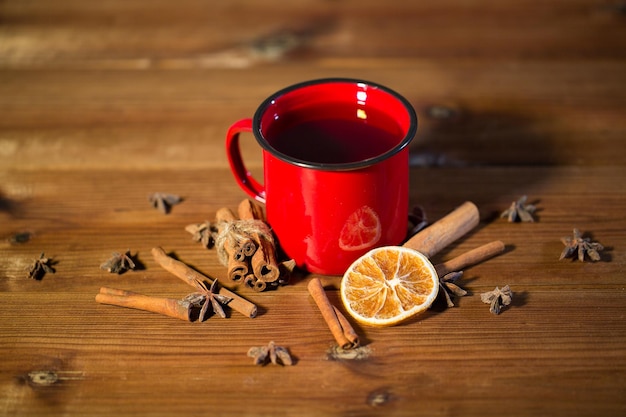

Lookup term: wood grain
[1,0,625,416]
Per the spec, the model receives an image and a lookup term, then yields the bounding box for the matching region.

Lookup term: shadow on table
[409,104,560,167]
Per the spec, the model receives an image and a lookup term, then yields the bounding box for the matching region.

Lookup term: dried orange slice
[338,206,381,251]
[340,246,439,326]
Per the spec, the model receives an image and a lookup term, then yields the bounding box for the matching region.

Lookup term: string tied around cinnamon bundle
[187,200,286,291]
[214,218,274,267]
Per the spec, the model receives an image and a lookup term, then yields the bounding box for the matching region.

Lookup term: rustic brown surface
[1,1,625,416]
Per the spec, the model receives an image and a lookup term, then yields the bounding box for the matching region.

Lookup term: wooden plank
[1,0,625,69]
[1,0,625,415]
[1,61,625,169]
[1,278,625,416]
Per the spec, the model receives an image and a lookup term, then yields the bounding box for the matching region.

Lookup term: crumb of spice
[247,341,293,366]
[500,195,536,222]
[27,252,55,280]
[481,285,513,315]
[560,228,604,262]
[100,250,136,274]
[10,231,32,244]
[149,192,182,214]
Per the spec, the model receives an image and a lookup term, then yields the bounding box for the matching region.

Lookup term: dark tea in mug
[262,104,405,165]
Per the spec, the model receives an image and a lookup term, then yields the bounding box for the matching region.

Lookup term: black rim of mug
[251,78,418,171]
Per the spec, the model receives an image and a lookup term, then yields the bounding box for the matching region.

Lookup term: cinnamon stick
[237,198,265,220]
[216,206,238,222]
[403,201,480,258]
[434,240,506,277]
[225,239,249,282]
[96,287,192,321]
[307,277,359,349]
[238,199,280,283]
[235,238,257,260]
[332,306,360,347]
[151,247,257,318]
[244,274,267,292]
[215,207,250,281]
[251,236,280,283]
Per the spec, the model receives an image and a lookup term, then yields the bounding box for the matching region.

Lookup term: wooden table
[1,1,625,416]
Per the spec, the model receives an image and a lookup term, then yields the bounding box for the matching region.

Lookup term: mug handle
[226,119,266,203]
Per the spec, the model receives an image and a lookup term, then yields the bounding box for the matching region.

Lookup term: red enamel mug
[226,78,417,275]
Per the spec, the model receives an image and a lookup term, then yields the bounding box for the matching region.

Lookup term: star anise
[27,252,55,280]
[184,279,232,321]
[185,221,218,249]
[247,341,293,366]
[408,205,428,235]
[100,250,136,274]
[438,271,468,307]
[500,195,536,222]
[148,192,182,214]
[560,228,604,262]
[480,285,513,315]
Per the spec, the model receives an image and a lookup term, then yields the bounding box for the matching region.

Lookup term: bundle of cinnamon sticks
[187,199,288,292]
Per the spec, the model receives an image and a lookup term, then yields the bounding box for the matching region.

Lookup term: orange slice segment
[338,206,382,251]
[340,246,439,326]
